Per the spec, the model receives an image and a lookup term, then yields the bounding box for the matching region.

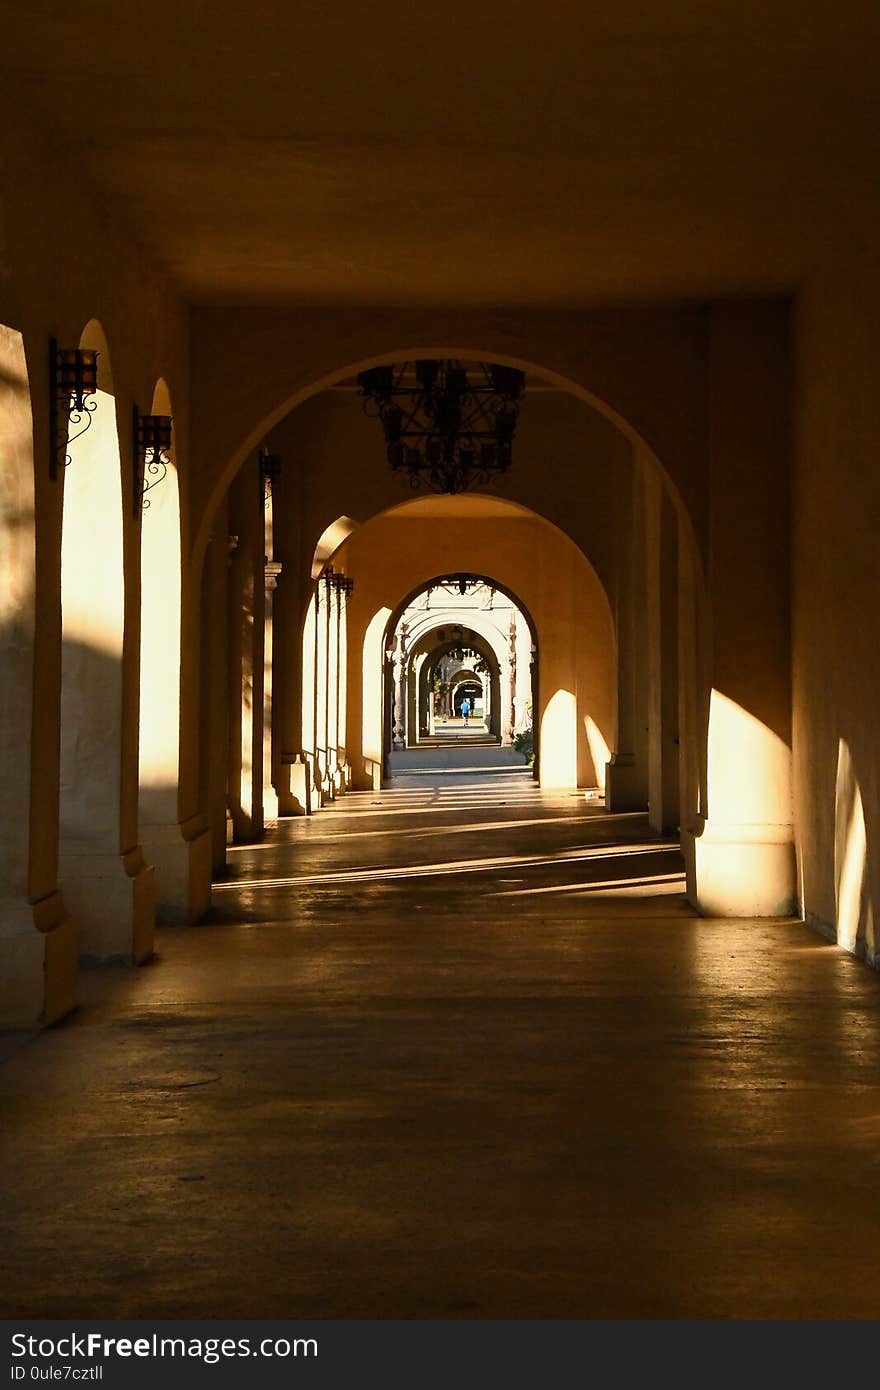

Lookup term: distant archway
[411,635,502,744]
[381,573,536,775]
[450,673,483,712]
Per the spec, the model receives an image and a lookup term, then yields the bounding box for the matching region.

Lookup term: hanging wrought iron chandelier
[429,573,484,597]
[357,360,525,494]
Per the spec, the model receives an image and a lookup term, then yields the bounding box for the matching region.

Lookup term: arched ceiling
[2,4,877,306]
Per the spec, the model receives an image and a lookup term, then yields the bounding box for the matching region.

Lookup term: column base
[142,821,188,924]
[262,785,279,826]
[310,755,327,808]
[0,892,79,1028]
[141,818,213,923]
[279,754,312,816]
[684,820,797,917]
[605,753,649,813]
[230,810,264,843]
[351,760,382,791]
[182,817,213,922]
[59,846,155,963]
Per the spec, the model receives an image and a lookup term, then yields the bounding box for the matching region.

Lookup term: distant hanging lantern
[436,573,483,596]
[260,449,282,505]
[49,338,99,479]
[357,359,525,494]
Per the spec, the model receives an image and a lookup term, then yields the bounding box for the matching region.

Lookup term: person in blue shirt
[460,696,471,727]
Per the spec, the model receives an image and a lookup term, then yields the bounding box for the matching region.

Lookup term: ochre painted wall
[793,262,880,964]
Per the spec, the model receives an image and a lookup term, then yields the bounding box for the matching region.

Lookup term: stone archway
[188,346,702,890]
[379,571,539,773]
[410,635,502,745]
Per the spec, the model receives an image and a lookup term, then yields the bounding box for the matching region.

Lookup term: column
[0,328,77,1025]
[686,302,795,916]
[297,587,319,811]
[392,622,408,750]
[336,578,350,787]
[504,616,516,745]
[271,460,310,817]
[261,458,281,824]
[262,560,282,823]
[308,581,322,806]
[321,570,334,799]
[226,463,264,842]
[644,468,681,834]
[328,577,341,792]
[198,514,231,876]
[606,448,650,811]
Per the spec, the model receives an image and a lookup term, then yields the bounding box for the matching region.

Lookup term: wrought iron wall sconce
[133,408,172,518]
[49,338,99,479]
[260,449,281,505]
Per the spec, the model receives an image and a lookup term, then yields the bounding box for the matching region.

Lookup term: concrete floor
[2,769,880,1319]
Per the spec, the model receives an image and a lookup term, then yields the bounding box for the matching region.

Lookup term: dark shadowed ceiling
[2,1,878,305]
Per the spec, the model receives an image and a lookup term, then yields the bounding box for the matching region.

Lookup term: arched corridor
[2,7,880,1325]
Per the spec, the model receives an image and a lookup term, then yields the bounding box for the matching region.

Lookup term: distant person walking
[460,696,471,727]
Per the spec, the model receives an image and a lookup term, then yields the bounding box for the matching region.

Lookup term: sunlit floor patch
[216,842,680,891]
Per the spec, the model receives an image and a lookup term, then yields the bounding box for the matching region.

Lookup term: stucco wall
[793,264,880,963]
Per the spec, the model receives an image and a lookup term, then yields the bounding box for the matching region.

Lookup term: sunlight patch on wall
[138,380,181,797]
[362,606,392,766]
[311,516,357,578]
[60,326,124,847]
[835,738,875,959]
[540,688,577,789]
[301,596,317,756]
[60,388,124,657]
[584,715,611,793]
[0,326,33,630]
[706,689,791,825]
